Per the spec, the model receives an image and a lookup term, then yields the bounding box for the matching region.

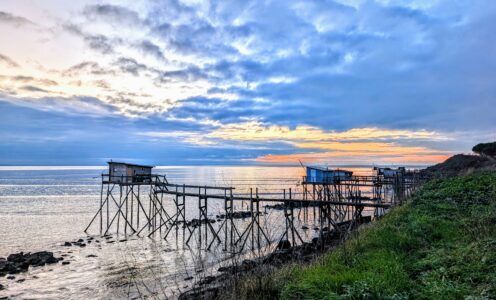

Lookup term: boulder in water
[0,251,61,276]
[277,240,292,250]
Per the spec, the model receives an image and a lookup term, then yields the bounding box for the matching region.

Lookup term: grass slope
[234,172,496,299]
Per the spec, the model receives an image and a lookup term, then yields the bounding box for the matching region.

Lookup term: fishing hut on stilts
[86,162,429,255]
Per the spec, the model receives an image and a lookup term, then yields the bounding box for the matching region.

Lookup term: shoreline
[179,217,373,299]
[213,171,496,299]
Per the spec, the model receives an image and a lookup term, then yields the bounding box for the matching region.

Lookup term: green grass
[227,172,496,299]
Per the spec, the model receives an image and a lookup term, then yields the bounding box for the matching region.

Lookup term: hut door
[127,168,133,182]
[310,169,316,182]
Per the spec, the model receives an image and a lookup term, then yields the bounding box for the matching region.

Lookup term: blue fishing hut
[305,166,353,183]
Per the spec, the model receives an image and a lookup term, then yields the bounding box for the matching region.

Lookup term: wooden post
[100,183,103,234]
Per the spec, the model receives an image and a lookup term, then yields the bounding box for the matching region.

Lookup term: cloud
[44,0,494,134]
[0,53,19,67]
[0,94,118,117]
[1,0,495,165]
[63,24,119,54]
[136,40,165,60]
[168,97,266,123]
[63,61,115,77]
[83,4,144,26]
[208,121,450,143]
[115,57,153,76]
[140,120,454,165]
[0,75,58,91]
[85,34,116,54]
[19,85,49,93]
[158,66,209,83]
[140,130,216,146]
[0,11,36,27]
[255,151,449,165]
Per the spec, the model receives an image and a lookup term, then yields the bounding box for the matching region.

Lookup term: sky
[0,0,495,166]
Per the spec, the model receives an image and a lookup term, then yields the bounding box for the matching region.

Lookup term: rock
[187,218,219,227]
[17,278,25,283]
[300,243,315,255]
[230,211,253,219]
[86,254,98,258]
[77,239,84,243]
[217,266,230,272]
[119,239,127,242]
[184,276,193,281]
[79,244,86,247]
[63,242,72,247]
[62,261,70,265]
[277,240,292,250]
[241,259,257,271]
[313,227,319,231]
[301,225,309,230]
[199,276,216,285]
[7,252,25,263]
[195,269,203,273]
[107,241,115,244]
[0,283,4,290]
[264,203,286,210]
[179,287,220,300]
[7,275,15,280]
[0,259,6,272]
[1,251,60,276]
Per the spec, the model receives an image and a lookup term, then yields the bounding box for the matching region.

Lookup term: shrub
[472,142,496,157]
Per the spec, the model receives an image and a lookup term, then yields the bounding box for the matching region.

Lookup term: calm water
[0,166,372,299]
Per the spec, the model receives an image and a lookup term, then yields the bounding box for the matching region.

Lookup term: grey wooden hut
[108,161,154,183]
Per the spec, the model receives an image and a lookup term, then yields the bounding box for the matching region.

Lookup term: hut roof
[107,161,155,168]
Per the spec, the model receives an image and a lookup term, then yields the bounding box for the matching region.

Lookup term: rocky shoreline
[179,216,372,300]
[0,235,103,293]
[1,217,370,298]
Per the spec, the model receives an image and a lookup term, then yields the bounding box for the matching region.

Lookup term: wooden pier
[85,163,428,254]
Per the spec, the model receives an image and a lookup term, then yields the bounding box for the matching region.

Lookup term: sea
[0,166,373,299]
